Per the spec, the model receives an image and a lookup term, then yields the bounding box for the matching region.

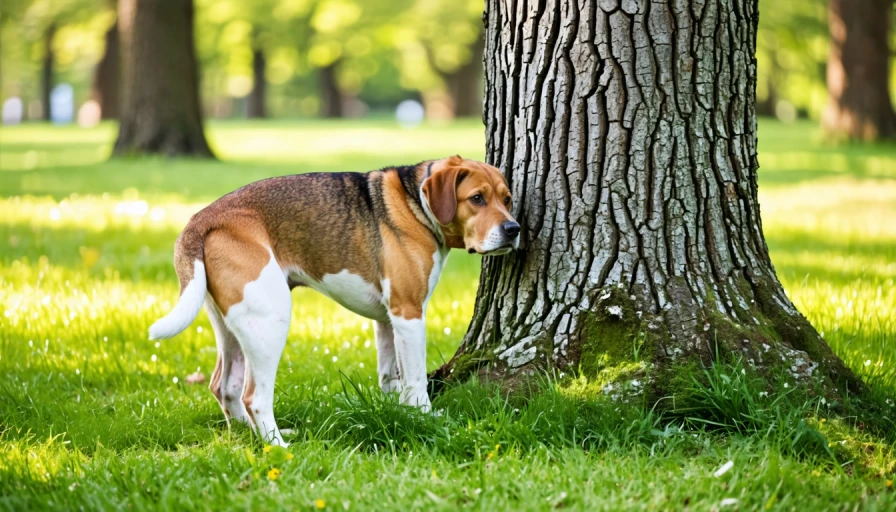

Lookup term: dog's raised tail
[149,228,207,340]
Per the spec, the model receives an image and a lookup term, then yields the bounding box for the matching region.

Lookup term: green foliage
[0,0,113,107]
[1,119,896,508]
[10,0,889,120]
[756,0,830,117]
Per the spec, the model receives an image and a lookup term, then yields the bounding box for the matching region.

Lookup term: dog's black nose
[502,221,521,239]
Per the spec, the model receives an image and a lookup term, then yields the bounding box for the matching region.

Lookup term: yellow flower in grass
[886,480,893,489]
[486,444,501,461]
[286,452,294,461]
[267,468,281,481]
[315,499,326,509]
[263,445,273,454]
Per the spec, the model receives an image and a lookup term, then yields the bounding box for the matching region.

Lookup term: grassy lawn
[1,119,895,510]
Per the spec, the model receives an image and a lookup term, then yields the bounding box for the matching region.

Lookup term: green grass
[1,118,895,510]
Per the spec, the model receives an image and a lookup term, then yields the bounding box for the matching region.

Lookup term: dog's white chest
[296,269,388,322]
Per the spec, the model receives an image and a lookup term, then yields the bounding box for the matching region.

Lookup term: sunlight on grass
[1,119,895,509]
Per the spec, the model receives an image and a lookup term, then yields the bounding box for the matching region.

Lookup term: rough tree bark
[432,0,862,401]
[247,32,267,119]
[822,0,896,141]
[92,20,119,120]
[114,0,214,157]
[318,61,344,118]
[41,23,56,121]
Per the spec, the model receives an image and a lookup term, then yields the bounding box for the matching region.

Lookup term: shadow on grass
[0,153,476,201]
[767,230,896,282]
[1,222,181,282]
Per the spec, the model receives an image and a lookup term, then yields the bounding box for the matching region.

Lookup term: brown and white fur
[148,156,519,446]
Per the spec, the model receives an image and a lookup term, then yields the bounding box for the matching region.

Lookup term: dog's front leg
[389,314,431,412]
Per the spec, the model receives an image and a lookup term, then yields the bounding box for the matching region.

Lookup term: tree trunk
[446,35,486,119]
[92,20,119,120]
[822,0,896,141]
[318,61,344,118]
[432,0,861,401]
[41,23,56,121]
[114,0,214,157]
[247,37,266,118]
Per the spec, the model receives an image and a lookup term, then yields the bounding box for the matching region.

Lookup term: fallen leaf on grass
[185,372,206,384]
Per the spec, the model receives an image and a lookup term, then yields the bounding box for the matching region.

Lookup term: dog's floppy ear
[423,161,464,225]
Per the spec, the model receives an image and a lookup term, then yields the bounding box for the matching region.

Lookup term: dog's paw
[401,387,432,412]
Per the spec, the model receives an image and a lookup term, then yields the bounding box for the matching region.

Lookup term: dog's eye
[503,196,511,206]
[470,194,485,205]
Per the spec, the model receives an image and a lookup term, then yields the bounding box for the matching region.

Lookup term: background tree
[1,0,107,121]
[114,0,214,157]
[754,1,829,119]
[247,27,267,118]
[91,14,119,119]
[432,0,862,400]
[39,21,55,120]
[392,0,485,119]
[2,0,891,124]
[822,0,896,141]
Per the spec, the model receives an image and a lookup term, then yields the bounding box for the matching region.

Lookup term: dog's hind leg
[206,297,254,427]
[223,250,292,447]
[375,320,401,394]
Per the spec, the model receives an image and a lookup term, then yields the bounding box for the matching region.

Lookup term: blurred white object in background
[2,97,23,125]
[395,99,424,128]
[775,100,797,123]
[78,99,101,127]
[50,84,74,124]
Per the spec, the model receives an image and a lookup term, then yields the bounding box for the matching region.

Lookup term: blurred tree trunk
[431,0,861,401]
[318,60,343,118]
[247,32,266,119]
[114,0,214,157]
[756,66,778,118]
[822,0,896,141]
[92,20,119,120]
[41,22,56,121]
[445,35,485,119]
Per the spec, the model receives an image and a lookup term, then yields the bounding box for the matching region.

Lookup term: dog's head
[422,155,520,255]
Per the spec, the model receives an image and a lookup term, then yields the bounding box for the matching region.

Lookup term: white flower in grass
[713,460,734,477]
[720,498,739,507]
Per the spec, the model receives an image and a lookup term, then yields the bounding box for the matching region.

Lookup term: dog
[148,156,519,445]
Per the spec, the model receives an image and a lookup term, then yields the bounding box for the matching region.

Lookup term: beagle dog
[148,156,519,445]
